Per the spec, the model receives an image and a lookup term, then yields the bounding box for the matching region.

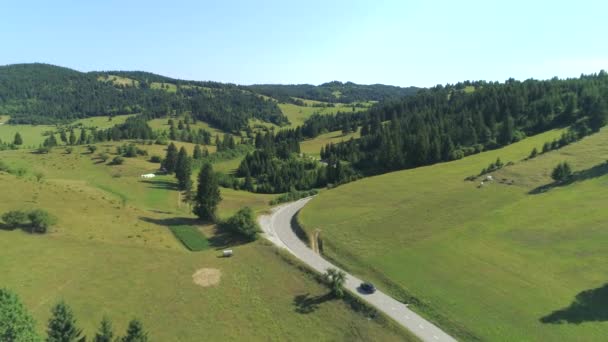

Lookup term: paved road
[259,197,456,342]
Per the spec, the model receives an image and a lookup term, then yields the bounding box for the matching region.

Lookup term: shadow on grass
[138,216,250,250]
[529,161,608,195]
[293,292,334,314]
[540,283,608,324]
[139,216,200,227]
[207,224,250,250]
[140,179,177,190]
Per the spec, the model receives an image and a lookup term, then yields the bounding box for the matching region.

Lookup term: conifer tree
[13,132,23,145]
[68,130,77,145]
[46,301,84,342]
[162,143,178,173]
[120,319,148,342]
[94,316,114,342]
[193,163,221,221]
[175,147,192,191]
[193,144,202,159]
[0,288,39,341]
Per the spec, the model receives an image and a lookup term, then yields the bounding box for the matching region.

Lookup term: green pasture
[301,128,608,340]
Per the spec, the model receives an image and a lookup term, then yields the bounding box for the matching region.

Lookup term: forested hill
[246,81,420,104]
[0,63,286,130]
[321,72,608,175]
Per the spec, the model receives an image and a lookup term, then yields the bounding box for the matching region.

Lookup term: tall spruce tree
[93,316,114,342]
[175,147,192,191]
[13,132,23,145]
[46,301,84,342]
[162,142,178,173]
[0,288,40,342]
[193,163,221,221]
[120,319,148,342]
[193,144,202,159]
[68,130,77,146]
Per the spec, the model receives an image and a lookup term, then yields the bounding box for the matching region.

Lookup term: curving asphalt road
[259,197,456,342]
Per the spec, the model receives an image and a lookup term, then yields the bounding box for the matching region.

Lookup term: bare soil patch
[192,268,221,287]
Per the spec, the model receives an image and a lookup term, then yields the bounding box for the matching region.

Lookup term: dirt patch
[192,268,221,287]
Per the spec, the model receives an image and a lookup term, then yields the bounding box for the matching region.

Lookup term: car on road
[360,282,376,294]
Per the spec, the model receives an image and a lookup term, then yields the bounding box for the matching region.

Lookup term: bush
[27,209,57,233]
[109,156,124,165]
[149,155,161,163]
[221,207,260,241]
[2,210,29,228]
[1,209,56,233]
[551,162,573,183]
[98,152,110,162]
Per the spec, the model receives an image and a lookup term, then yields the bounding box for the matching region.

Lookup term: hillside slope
[300,127,608,340]
[247,81,419,104]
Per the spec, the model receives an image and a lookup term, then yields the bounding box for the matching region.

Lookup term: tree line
[0,288,148,341]
[0,63,288,131]
[319,71,608,176]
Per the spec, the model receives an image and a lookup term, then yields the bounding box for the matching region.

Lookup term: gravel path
[259,197,457,342]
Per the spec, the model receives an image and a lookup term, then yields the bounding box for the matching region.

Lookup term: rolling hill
[299,126,608,340]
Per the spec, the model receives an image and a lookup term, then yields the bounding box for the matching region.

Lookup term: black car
[360,282,376,294]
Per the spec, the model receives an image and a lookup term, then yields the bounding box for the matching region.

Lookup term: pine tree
[46,301,84,342]
[60,131,68,144]
[193,163,221,221]
[78,129,87,145]
[94,316,114,342]
[120,319,148,342]
[162,143,178,173]
[0,288,40,341]
[498,115,514,145]
[175,147,192,191]
[193,144,202,159]
[68,130,77,145]
[13,132,23,145]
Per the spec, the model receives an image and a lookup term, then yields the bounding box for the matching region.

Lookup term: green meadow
[300,127,608,341]
[278,102,368,128]
[300,129,361,157]
[0,140,412,341]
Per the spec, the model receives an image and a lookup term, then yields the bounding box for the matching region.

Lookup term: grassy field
[0,123,55,148]
[278,102,367,128]
[71,114,135,129]
[0,142,412,341]
[300,129,361,157]
[151,82,177,93]
[0,115,135,148]
[300,127,608,341]
[97,75,139,87]
[148,116,231,139]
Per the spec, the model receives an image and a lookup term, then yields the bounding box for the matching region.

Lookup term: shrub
[551,162,573,183]
[2,210,29,228]
[98,153,110,162]
[221,207,259,241]
[110,156,124,165]
[27,209,57,233]
[87,145,97,154]
[149,155,162,163]
[1,209,56,233]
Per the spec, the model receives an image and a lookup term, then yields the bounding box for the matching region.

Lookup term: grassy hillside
[300,127,608,340]
[0,143,413,341]
[301,129,361,156]
[277,102,368,128]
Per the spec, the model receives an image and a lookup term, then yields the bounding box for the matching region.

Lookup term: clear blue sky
[1,0,607,87]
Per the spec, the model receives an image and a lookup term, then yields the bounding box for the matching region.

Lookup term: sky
[1,0,607,87]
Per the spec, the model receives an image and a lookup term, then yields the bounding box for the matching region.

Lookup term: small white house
[141,173,156,179]
[222,249,233,257]
[485,175,493,181]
